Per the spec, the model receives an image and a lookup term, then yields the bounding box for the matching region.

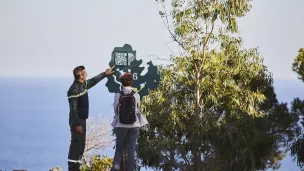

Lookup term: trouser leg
[127,127,139,171]
[111,127,129,171]
[80,120,86,160]
[68,162,80,171]
[68,119,86,171]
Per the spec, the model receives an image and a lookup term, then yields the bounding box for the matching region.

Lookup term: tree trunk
[193,72,201,171]
[83,154,89,167]
[192,139,200,171]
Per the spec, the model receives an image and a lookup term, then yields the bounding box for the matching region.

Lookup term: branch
[160,3,189,56]
[179,139,191,167]
[83,115,114,162]
[206,22,215,45]
[83,153,89,167]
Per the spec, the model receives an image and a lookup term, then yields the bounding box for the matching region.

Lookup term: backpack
[117,90,137,124]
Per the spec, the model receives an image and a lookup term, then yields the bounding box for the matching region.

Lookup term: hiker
[67,65,113,171]
[111,72,148,171]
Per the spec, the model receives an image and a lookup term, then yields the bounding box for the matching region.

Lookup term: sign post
[106,44,160,99]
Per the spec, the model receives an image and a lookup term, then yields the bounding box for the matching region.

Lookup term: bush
[49,166,63,171]
[81,155,113,171]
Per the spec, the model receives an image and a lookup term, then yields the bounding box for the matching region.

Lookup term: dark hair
[73,66,85,79]
[120,72,133,87]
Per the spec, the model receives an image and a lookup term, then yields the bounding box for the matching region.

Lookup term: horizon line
[0,76,301,82]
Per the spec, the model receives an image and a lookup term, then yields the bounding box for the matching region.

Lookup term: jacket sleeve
[68,89,80,126]
[86,72,106,89]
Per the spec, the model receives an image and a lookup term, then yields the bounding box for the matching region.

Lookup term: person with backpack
[111,72,148,171]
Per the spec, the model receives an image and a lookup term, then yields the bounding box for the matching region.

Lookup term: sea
[0,77,302,171]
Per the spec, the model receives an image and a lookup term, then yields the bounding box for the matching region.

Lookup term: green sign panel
[106,44,160,99]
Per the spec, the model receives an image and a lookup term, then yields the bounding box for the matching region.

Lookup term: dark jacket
[67,72,106,127]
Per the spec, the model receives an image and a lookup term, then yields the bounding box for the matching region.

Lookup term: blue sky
[0,0,304,170]
[0,0,304,79]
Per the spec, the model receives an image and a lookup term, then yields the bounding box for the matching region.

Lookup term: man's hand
[76,125,83,133]
[105,66,115,76]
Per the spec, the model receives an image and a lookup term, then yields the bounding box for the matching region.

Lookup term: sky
[0,0,304,79]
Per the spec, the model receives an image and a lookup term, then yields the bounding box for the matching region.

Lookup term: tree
[83,115,113,167]
[289,48,304,168]
[292,48,304,82]
[136,0,298,170]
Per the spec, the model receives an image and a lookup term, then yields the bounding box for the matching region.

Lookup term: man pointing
[67,66,113,171]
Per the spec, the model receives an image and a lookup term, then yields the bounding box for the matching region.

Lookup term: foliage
[157,0,253,54]
[49,166,63,171]
[290,48,304,168]
[138,62,298,170]
[292,48,304,82]
[81,155,113,171]
[136,0,299,171]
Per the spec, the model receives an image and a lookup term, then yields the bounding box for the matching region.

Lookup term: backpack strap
[129,90,136,109]
[119,90,125,96]
[116,91,125,114]
[129,90,136,96]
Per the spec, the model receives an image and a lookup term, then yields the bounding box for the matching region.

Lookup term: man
[67,65,113,171]
[111,72,148,171]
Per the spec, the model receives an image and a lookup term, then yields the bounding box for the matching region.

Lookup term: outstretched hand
[105,65,115,76]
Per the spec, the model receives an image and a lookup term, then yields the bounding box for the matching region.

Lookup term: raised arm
[86,72,106,89]
[86,67,115,89]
